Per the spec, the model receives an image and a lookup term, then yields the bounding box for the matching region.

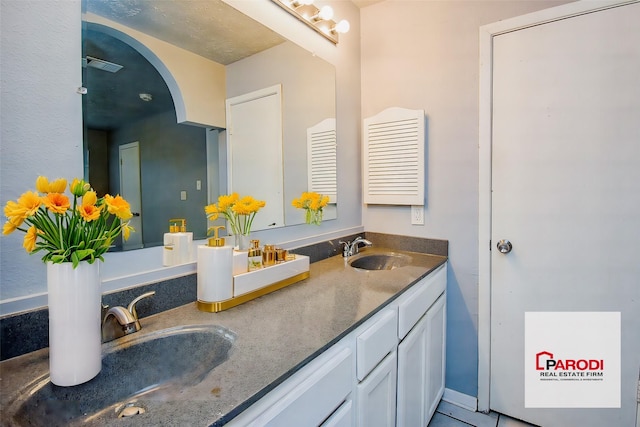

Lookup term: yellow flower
[82,190,98,207]
[35,176,50,193]
[16,191,42,218]
[122,223,134,241]
[104,194,133,220]
[2,176,135,266]
[23,226,38,252]
[43,192,70,215]
[232,196,265,215]
[292,192,329,225]
[291,198,304,209]
[292,192,328,211]
[218,193,239,211]
[4,201,26,226]
[77,190,101,221]
[3,219,19,235]
[204,204,220,221]
[78,204,101,222]
[36,176,67,194]
[49,178,67,193]
[71,178,90,197]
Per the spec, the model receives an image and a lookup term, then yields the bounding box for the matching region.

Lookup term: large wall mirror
[82,0,337,251]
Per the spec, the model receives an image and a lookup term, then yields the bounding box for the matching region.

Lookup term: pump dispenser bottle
[163,219,192,266]
[197,226,233,311]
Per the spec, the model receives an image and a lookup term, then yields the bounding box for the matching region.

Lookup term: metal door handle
[497,239,512,254]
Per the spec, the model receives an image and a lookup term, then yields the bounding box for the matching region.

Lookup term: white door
[489,3,640,426]
[119,142,143,250]
[226,85,284,231]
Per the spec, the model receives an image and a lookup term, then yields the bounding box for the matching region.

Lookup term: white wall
[0,0,363,313]
[361,0,572,397]
[0,0,83,303]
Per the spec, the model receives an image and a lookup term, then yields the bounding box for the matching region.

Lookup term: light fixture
[271,0,349,44]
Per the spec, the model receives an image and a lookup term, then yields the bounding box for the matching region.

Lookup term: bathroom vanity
[0,247,447,426]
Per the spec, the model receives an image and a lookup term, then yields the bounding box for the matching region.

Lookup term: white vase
[47,261,102,386]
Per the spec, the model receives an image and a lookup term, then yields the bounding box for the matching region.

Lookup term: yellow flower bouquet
[204,192,266,237]
[2,176,133,267]
[292,192,330,225]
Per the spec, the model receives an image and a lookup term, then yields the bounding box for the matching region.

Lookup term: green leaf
[71,251,79,268]
[50,255,65,263]
[75,249,94,262]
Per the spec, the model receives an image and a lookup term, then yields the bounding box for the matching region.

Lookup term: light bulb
[317,5,333,21]
[333,19,350,34]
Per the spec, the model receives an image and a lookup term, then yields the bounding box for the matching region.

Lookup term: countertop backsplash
[0,232,447,361]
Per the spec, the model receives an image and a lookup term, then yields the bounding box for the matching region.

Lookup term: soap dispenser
[197,226,233,311]
[163,219,192,266]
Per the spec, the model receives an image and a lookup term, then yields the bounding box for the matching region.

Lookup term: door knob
[497,239,512,254]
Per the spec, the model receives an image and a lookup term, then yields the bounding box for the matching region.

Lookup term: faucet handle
[127,291,156,320]
[338,240,350,257]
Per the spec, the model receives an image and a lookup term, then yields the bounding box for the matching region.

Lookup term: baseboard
[442,388,478,412]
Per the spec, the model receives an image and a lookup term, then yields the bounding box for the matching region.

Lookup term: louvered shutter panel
[307,118,337,203]
[363,108,425,205]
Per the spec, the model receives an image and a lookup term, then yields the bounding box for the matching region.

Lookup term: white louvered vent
[363,107,425,205]
[307,118,337,203]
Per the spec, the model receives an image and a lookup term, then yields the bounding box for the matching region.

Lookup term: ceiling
[83,0,285,130]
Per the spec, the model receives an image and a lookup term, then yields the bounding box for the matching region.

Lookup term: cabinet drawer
[249,345,352,427]
[321,400,353,427]
[398,263,446,340]
[356,308,398,381]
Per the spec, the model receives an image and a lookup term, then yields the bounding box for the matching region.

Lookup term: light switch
[180,191,187,201]
[196,180,201,190]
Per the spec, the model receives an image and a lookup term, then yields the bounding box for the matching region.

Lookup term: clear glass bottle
[248,239,263,271]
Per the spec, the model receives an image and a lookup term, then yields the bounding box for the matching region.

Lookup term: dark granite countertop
[0,247,446,427]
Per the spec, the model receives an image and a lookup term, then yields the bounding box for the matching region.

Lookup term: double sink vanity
[0,236,447,426]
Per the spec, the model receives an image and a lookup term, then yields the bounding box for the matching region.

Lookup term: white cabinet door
[397,315,427,427]
[397,293,446,427]
[356,351,397,427]
[424,294,446,421]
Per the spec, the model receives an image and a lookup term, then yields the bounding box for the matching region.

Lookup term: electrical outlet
[411,205,424,225]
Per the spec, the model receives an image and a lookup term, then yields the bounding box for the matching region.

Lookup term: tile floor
[428,401,538,427]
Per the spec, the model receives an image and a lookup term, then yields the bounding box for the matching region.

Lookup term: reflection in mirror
[226,44,337,230]
[83,28,209,250]
[82,0,337,250]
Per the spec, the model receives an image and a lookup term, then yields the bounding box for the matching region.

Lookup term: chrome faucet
[339,237,373,257]
[102,291,155,342]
